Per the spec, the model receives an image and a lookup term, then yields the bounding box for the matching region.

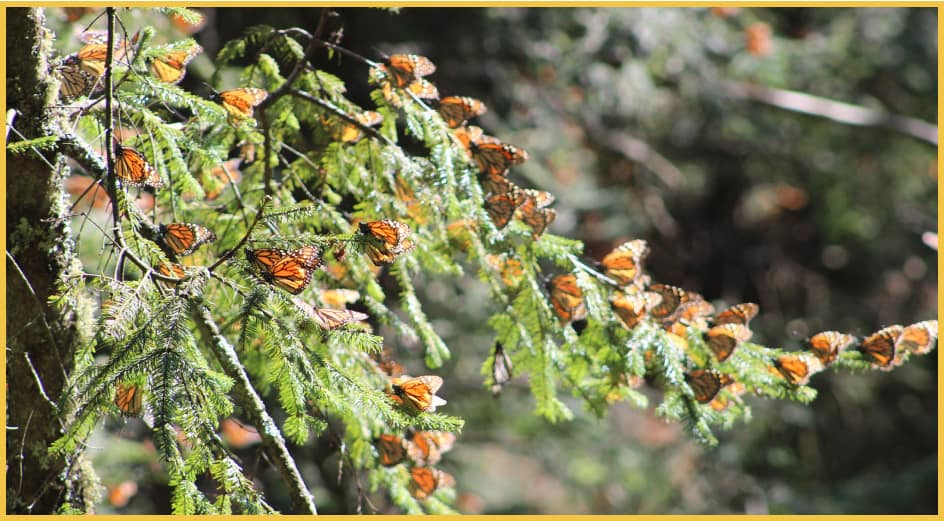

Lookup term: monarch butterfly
[704,323,753,362]
[685,369,734,404]
[806,330,856,366]
[107,480,139,508]
[375,434,408,467]
[114,381,144,416]
[359,219,415,266]
[390,375,447,412]
[384,54,437,88]
[213,88,268,124]
[292,297,368,330]
[325,110,384,143]
[713,303,760,327]
[452,125,489,152]
[407,430,457,466]
[471,141,529,177]
[220,418,262,449]
[601,239,650,286]
[490,341,514,396]
[479,171,515,196]
[774,353,824,385]
[484,254,524,287]
[610,291,661,330]
[897,320,938,356]
[676,299,715,324]
[376,349,406,377]
[858,325,904,368]
[114,144,163,188]
[318,288,360,309]
[548,274,587,323]
[437,96,487,128]
[648,284,701,322]
[58,59,97,100]
[409,467,455,500]
[73,43,108,76]
[484,188,527,229]
[517,202,556,240]
[159,222,216,256]
[149,43,202,84]
[245,246,323,295]
[380,77,440,106]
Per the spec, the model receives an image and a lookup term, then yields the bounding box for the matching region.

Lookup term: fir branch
[191,302,318,514]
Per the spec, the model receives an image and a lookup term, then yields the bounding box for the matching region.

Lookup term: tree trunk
[6,7,89,514]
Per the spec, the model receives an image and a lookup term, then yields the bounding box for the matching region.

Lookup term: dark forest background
[48,7,936,514]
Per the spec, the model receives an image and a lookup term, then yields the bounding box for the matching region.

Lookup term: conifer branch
[192,303,318,515]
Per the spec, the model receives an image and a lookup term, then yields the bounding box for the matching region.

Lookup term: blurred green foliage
[50,6,936,514]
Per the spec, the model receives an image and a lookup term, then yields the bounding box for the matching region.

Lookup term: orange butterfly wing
[438,96,487,128]
[704,323,753,362]
[376,434,407,467]
[115,145,163,188]
[601,239,649,285]
[807,330,856,365]
[115,381,144,416]
[858,325,904,367]
[160,222,216,256]
[150,44,202,84]
[685,369,733,404]
[218,88,268,122]
[548,274,587,323]
[713,302,760,326]
[897,320,938,355]
[392,375,445,412]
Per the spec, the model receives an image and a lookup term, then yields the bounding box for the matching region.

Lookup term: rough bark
[6,7,88,513]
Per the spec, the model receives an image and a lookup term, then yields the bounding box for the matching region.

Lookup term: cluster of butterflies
[540,238,939,408]
[371,352,455,500]
[57,30,268,189]
[368,54,555,240]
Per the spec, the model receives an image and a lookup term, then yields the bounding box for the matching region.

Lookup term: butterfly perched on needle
[323,110,383,144]
[57,59,97,100]
[484,187,527,229]
[704,323,753,362]
[291,297,368,330]
[159,222,216,256]
[600,239,650,287]
[858,325,904,368]
[774,352,824,385]
[896,320,938,356]
[358,219,415,266]
[437,95,487,128]
[382,54,437,88]
[114,143,163,188]
[516,194,557,240]
[489,341,514,396]
[409,467,455,500]
[212,87,268,124]
[375,434,408,467]
[609,290,661,330]
[388,375,447,412]
[685,369,734,404]
[806,330,856,366]
[547,274,588,323]
[149,42,202,84]
[713,302,760,327]
[245,246,323,295]
[114,380,144,416]
[406,430,457,466]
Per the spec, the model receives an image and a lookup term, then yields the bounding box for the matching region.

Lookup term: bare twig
[725,80,938,146]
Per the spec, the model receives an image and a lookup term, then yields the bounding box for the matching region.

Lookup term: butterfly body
[389,375,446,412]
[159,222,216,256]
[246,246,323,294]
